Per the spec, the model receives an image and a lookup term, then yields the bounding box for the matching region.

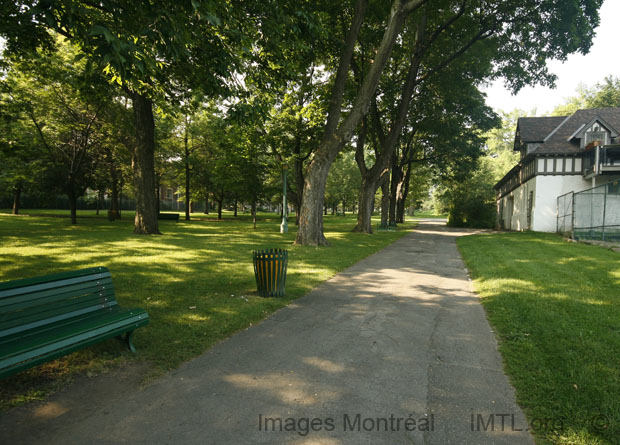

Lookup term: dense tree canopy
[0,0,606,238]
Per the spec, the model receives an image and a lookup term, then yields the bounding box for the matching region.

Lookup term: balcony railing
[600,145,620,171]
[584,145,620,177]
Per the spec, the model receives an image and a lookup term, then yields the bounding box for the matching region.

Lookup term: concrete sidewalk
[1,221,533,444]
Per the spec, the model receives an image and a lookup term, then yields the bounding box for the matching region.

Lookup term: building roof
[517,116,568,143]
[530,107,620,155]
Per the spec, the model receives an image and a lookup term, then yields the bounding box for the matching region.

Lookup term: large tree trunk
[184,120,191,222]
[380,175,390,228]
[204,187,209,214]
[353,176,376,233]
[132,92,160,234]
[294,157,304,226]
[154,174,160,216]
[388,151,401,226]
[215,191,223,220]
[395,133,416,223]
[110,179,120,221]
[396,162,411,223]
[234,197,238,217]
[295,150,333,246]
[351,15,426,233]
[12,184,21,215]
[96,189,104,215]
[296,0,420,245]
[293,80,307,226]
[251,200,257,229]
[184,165,191,221]
[67,184,78,225]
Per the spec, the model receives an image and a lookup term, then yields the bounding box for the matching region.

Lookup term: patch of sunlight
[222,373,328,406]
[3,246,76,255]
[182,313,210,322]
[479,277,539,292]
[580,296,612,306]
[322,232,348,240]
[556,256,597,265]
[33,402,69,419]
[302,357,346,373]
[144,300,169,308]
[211,307,239,315]
[103,239,185,251]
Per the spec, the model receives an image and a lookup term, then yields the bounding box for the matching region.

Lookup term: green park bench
[0,267,149,379]
[158,213,180,221]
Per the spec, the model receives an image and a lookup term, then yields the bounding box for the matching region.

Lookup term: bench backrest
[0,267,117,338]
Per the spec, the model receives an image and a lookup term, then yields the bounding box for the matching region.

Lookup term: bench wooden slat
[1,312,148,378]
[2,309,148,360]
[0,293,117,337]
[0,267,110,293]
[0,276,114,306]
[2,298,121,341]
[0,267,150,379]
[0,282,115,316]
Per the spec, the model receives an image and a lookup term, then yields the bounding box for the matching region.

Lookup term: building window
[575,158,582,172]
[166,188,173,199]
[585,130,607,146]
[557,158,564,173]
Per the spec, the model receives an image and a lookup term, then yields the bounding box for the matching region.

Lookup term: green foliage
[551,76,620,116]
[440,161,497,228]
[484,109,524,181]
[1,38,124,221]
[325,150,361,211]
[433,109,525,228]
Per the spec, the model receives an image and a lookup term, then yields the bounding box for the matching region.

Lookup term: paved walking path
[2,221,533,444]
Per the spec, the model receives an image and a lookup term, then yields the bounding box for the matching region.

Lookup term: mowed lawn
[0,210,414,409]
[457,232,620,445]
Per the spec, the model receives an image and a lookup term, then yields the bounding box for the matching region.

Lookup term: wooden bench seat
[157,213,180,221]
[0,267,149,379]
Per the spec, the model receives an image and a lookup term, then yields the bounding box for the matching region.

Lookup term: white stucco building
[495,108,620,232]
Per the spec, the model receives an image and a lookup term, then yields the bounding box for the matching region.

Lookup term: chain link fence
[556,191,574,236]
[557,181,620,241]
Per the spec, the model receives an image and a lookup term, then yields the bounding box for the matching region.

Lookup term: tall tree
[325,150,361,215]
[296,0,603,244]
[552,76,620,115]
[3,39,113,224]
[1,1,311,233]
[0,89,45,215]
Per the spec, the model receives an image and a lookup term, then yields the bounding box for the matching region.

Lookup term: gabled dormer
[514,121,543,159]
[513,116,569,160]
[567,116,619,149]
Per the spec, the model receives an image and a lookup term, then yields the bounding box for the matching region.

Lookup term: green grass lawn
[412,209,448,218]
[457,231,620,445]
[0,210,413,409]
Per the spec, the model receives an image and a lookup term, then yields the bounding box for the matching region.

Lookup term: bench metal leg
[117,331,136,353]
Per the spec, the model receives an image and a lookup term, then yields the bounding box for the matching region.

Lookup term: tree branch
[323,0,368,141]
[416,28,492,85]
[355,117,368,175]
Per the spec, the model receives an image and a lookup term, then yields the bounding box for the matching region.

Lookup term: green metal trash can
[253,248,288,297]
